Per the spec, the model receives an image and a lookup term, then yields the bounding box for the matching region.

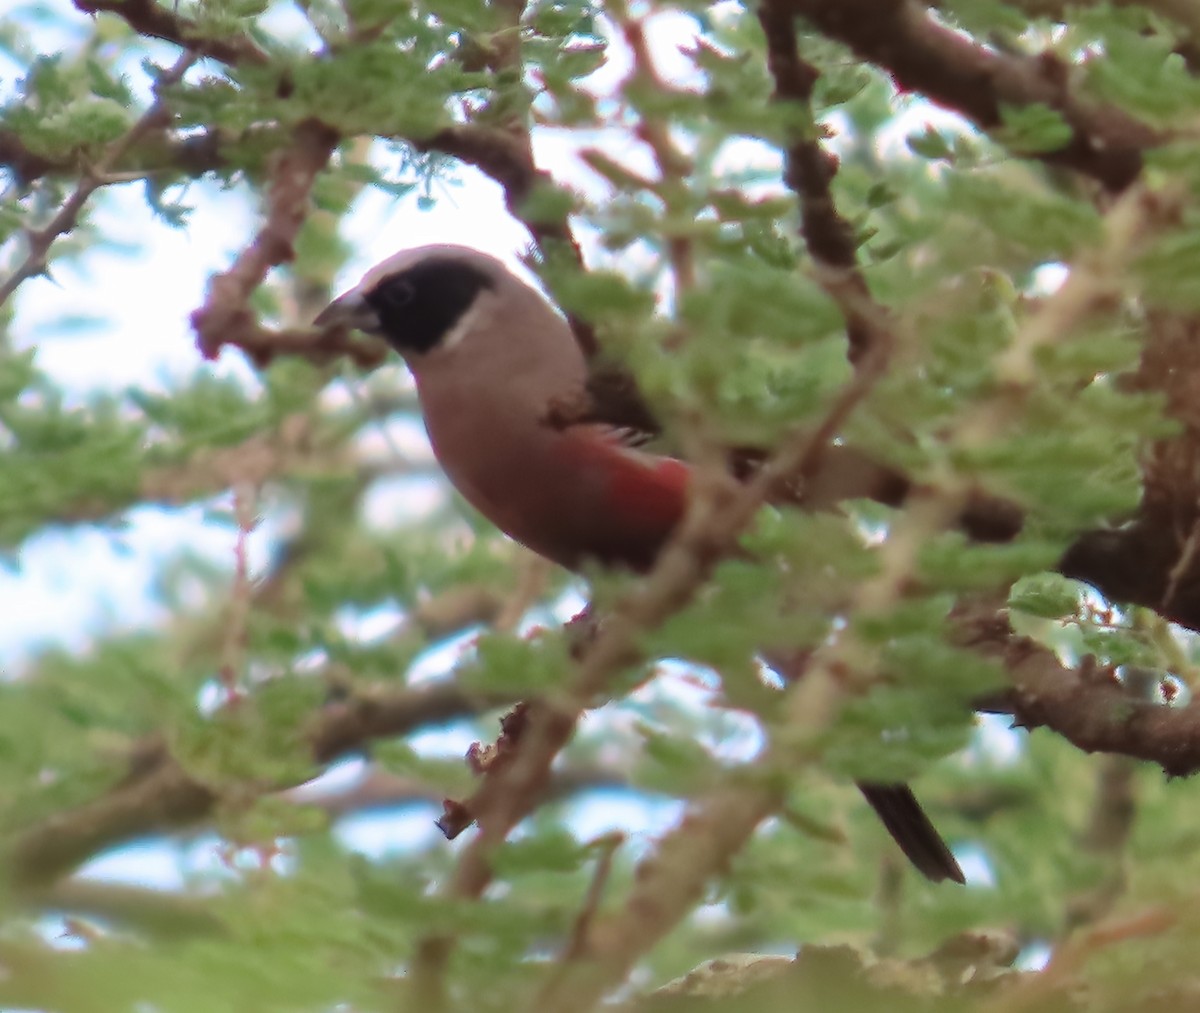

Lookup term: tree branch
[7,680,519,887]
[536,778,782,1012]
[758,1,881,365]
[783,0,1159,192]
[967,607,1200,778]
[190,118,340,363]
[73,0,270,66]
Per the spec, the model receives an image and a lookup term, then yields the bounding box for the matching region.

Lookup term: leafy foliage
[4,0,1200,1010]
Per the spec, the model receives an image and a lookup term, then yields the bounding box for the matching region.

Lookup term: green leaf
[1009,573,1084,619]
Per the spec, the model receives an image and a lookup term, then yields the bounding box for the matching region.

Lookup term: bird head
[315,244,506,358]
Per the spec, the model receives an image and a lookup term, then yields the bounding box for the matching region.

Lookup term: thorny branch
[781,0,1160,192]
[757,1,880,365]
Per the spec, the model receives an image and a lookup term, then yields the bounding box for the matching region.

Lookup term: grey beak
[314,291,382,333]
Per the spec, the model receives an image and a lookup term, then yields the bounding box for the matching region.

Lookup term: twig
[217,482,259,702]
[535,775,783,1013]
[558,833,624,963]
[1162,516,1200,611]
[0,52,197,309]
[612,0,696,299]
[190,119,340,362]
[757,2,880,365]
[209,322,389,370]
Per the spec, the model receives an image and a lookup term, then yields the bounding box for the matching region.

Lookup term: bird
[315,244,966,885]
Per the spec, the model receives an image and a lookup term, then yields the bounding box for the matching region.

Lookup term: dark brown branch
[309,682,514,764]
[557,832,624,965]
[73,0,270,66]
[214,323,389,370]
[966,607,1200,778]
[757,2,879,364]
[0,130,54,188]
[783,0,1160,192]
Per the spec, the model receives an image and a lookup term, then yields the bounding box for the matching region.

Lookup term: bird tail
[857,782,965,884]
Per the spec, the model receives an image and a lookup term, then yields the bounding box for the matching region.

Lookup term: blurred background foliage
[4,0,1200,1009]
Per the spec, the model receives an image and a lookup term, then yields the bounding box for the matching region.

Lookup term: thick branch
[73,0,270,66]
[784,0,1159,191]
[967,608,1200,778]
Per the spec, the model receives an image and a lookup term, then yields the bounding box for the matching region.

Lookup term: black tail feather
[857,781,965,884]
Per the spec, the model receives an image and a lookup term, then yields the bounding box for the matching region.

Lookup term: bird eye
[379,278,416,309]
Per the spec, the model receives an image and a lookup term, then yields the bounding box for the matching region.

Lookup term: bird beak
[314,291,382,333]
